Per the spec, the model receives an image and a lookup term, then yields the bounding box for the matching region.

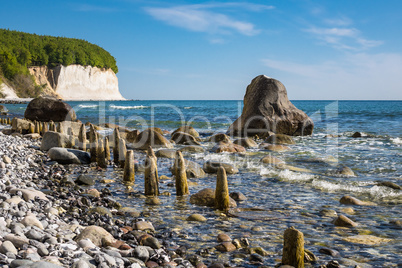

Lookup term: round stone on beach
[261,155,284,166]
[74,225,116,247]
[0,240,18,255]
[217,233,231,242]
[186,214,207,222]
[75,174,96,186]
[216,242,236,252]
[21,215,44,229]
[48,147,90,164]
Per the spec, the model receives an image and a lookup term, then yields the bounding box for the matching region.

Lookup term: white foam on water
[390,137,402,145]
[184,107,192,109]
[77,104,98,109]
[312,180,402,199]
[259,167,277,177]
[97,128,114,137]
[109,104,149,110]
[278,170,316,182]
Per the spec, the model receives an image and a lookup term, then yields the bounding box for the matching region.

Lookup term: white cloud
[305,26,383,50]
[262,53,402,100]
[144,3,264,36]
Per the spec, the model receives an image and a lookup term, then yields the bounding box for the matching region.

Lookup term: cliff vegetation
[0,29,118,98]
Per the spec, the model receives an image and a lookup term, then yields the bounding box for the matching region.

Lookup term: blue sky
[1,0,401,100]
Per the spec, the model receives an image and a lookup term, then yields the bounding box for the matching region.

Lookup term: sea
[2,100,402,267]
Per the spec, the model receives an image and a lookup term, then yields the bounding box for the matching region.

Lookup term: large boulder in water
[24,96,76,122]
[228,75,313,137]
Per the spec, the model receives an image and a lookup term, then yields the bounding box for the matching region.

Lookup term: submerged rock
[172,126,199,138]
[130,129,173,150]
[228,75,314,136]
[203,161,239,174]
[343,235,392,245]
[333,214,358,227]
[340,195,376,206]
[259,143,290,152]
[171,132,200,145]
[189,188,236,208]
[265,134,295,145]
[211,142,246,153]
[336,166,355,176]
[233,137,257,148]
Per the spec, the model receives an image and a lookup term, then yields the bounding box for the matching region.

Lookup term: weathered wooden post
[56,122,63,133]
[67,127,75,148]
[89,124,98,162]
[104,137,111,161]
[175,151,189,196]
[49,120,55,131]
[113,128,120,165]
[29,123,35,134]
[78,123,87,151]
[215,166,229,211]
[118,138,127,168]
[282,226,304,268]
[123,150,135,183]
[42,122,48,134]
[97,138,107,168]
[144,146,159,196]
[34,121,40,134]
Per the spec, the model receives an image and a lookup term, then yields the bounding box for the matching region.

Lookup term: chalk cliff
[28,64,125,100]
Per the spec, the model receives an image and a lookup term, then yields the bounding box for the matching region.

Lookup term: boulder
[261,155,284,166]
[41,131,72,151]
[227,75,313,136]
[333,214,358,227]
[233,137,257,148]
[130,129,173,150]
[171,132,201,145]
[24,95,76,122]
[189,188,237,208]
[48,147,90,164]
[59,121,84,136]
[203,161,239,174]
[339,195,376,206]
[336,166,355,176]
[172,126,199,138]
[0,105,8,115]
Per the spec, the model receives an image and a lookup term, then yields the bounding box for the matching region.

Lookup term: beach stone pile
[0,132,178,267]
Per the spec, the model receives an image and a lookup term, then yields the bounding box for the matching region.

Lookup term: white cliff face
[29,65,125,100]
[0,82,19,99]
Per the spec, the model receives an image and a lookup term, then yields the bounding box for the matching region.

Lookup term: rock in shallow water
[48,147,90,164]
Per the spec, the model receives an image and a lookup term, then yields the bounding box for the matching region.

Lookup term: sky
[1,0,402,100]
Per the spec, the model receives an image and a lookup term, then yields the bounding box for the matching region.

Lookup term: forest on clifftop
[0,29,118,97]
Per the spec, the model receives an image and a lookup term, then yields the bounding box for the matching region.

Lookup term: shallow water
[2,100,401,266]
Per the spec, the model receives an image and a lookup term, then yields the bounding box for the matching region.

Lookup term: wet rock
[40,131,72,151]
[48,147,90,164]
[179,145,205,153]
[187,214,207,222]
[118,207,141,217]
[217,234,231,242]
[88,206,112,217]
[282,226,304,268]
[171,132,201,145]
[339,195,376,206]
[75,174,96,186]
[171,159,206,178]
[74,225,116,247]
[77,238,97,250]
[343,235,392,245]
[135,221,155,232]
[336,166,355,176]
[211,142,245,153]
[250,253,264,262]
[376,181,401,190]
[319,209,337,217]
[259,143,290,152]
[229,192,247,201]
[352,132,362,138]
[215,242,236,252]
[24,95,76,122]
[130,129,173,150]
[228,75,314,136]
[265,134,295,145]
[233,137,257,148]
[261,155,284,166]
[2,155,11,164]
[155,149,177,158]
[209,133,231,143]
[189,188,236,208]
[319,247,340,257]
[333,214,358,227]
[304,248,317,262]
[172,126,200,138]
[143,237,161,249]
[203,161,239,174]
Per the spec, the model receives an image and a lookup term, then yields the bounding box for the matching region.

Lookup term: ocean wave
[77,104,99,109]
[109,104,149,110]
[278,170,316,182]
[390,137,402,145]
[184,107,192,109]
